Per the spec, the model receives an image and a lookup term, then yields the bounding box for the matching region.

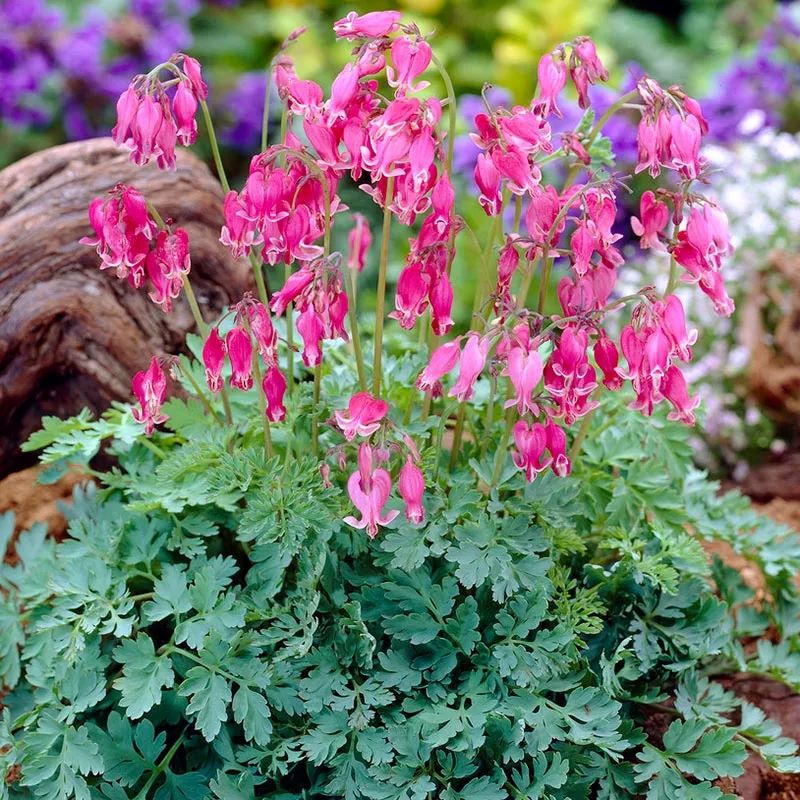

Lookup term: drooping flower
[503,346,543,416]
[537,52,567,117]
[226,327,254,390]
[593,332,623,391]
[417,339,461,392]
[449,333,489,403]
[512,420,552,481]
[545,420,571,477]
[80,184,157,285]
[347,213,372,272]
[661,364,700,425]
[333,10,401,39]
[131,357,169,435]
[262,365,287,422]
[398,458,426,524]
[334,392,389,441]
[343,443,399,538]
[631,190,669,251]
[429,271,454,336]
[543,327,598,424]
[202,328,226,393]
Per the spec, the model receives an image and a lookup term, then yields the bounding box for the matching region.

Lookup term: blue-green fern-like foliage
[3,365,800,800]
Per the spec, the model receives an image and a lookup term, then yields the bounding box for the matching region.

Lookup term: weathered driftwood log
[0,138,252,478]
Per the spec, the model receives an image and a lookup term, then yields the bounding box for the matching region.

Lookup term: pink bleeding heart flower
[594,332,623,391]
[417,339,461,391]
[270,267,315,317]
[390,266,429,329]
[662,364,700,425]
[132,357,169,435]
[347,213,372,272]
[512,420,552,481]
[131,94,163,166]
[333,10,401,39]
[545,420,571,476]
[669,113,703,180]
[398,457,426,524]
[544,327,598,425]
[503,346,543,416]
[181,54,208,100]
[660,294,697,362]
[226,326,254,390]
[296,306,325,367]
[202,328,226,393]
[154,108,178,170]
[429,271,454,336]
[387,37,432,95]
[112,84,140,147]
[537,52,567,117]
[220,190,262,260]
[173,80,198,146]
[449,333,489,403]
[570,222,596,277]
[683,96,709,135]
[334,391,389,441]
[631,190,669,251]
[151,228,191,280]
[248,302,277,360]
[262,365,287,422]
[343,443,399,538]
[570,36,608,109]
[474,152,502,216]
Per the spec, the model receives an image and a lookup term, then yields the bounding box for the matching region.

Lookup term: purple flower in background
[0,0,62,126]
[220,71,280,152]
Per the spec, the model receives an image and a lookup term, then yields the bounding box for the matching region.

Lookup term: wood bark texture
[0,137,252,478]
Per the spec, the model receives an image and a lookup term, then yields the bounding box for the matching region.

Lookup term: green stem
[199,99,230,194]
[568,391,601,461]
[491,406,515,487]
[140,438,167,459]
[181,273,208,337]
[248,252,270,307]
[372,175,395,397]
[311,364,322,456]
[480,374,497,458]
[261,63,274,153]
[178,357,221,423]
[536,256,554,315]
[512,194,523,233]
[665,255,679,297]
[347,268,368,392]
[284,264,295,399]
[430,53,457,175]
[133,734,185,800]
[448,403,466,471]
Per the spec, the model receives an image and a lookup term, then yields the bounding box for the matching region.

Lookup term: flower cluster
[0,0,216,140]
[202,298,288,422]
[112,53,206,169]
[80,183,191,312]
[82,10,735,542]
[332,392,426,534]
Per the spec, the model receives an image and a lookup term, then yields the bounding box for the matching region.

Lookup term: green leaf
[232,686,273,746]
[177,666,232,741]
[112,636,175,720]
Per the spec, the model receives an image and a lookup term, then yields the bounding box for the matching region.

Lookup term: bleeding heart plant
[82,13,733,536]
[7,11,800,800]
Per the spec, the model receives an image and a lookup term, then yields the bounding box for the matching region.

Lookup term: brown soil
[0,465,84,544]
